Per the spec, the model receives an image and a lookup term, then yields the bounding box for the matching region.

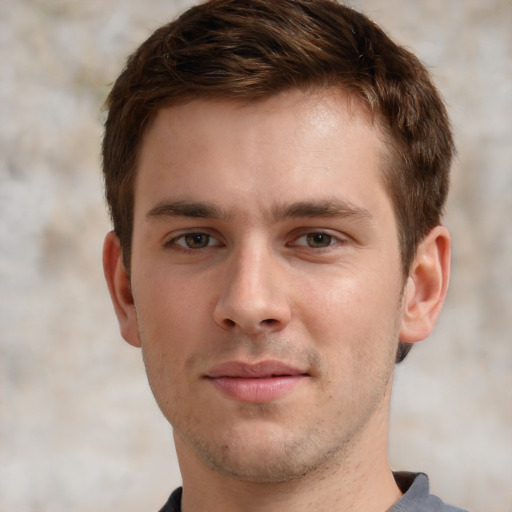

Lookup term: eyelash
[165,232,221,251]
[289,231,343,249]
[164,230,346,252]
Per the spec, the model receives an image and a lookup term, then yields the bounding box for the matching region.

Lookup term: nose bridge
[213,237,290,333]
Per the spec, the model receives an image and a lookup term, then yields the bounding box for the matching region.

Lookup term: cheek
[134,266,212,335]
[299,272,383,336]
[132,267,222,382]
[298,271,402,366]
[132,276,197,380]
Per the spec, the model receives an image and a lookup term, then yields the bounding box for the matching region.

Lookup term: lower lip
[208,376,306,403]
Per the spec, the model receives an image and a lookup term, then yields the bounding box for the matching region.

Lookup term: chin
[202,449,319,483]
[183,422,347,484]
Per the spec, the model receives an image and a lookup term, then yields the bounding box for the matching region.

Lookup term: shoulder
[390,472,469,512]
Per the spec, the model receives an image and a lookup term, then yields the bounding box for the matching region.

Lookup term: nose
[213,244,292,335]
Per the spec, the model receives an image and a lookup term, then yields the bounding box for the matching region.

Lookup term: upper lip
[205,360,308,379]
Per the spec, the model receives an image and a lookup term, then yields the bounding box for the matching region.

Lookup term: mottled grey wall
[1,1,510,511]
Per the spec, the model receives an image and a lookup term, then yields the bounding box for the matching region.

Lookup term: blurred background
[0,1,510,511]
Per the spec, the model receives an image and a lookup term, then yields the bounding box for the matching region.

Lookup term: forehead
[134,88,389,220]
[144,88,378,146]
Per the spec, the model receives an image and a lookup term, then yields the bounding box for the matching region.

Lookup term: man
[102,1,466,511]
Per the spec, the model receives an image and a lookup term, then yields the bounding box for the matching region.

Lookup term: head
[102,0,453,487]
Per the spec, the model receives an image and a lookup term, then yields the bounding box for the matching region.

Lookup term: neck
[178,448,400,512]
[175,387,401,512]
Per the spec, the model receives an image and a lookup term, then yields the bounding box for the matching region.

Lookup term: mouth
[205,360,309,403]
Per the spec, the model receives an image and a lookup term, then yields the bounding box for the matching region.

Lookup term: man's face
[128,90,407,482]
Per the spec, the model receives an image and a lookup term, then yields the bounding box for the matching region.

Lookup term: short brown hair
[102,0,454,360]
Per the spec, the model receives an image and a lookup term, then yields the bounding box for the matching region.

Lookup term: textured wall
[1,1,511,511]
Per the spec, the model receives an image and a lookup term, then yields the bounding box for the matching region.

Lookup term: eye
[169,232,221,250]
[293,232,339,248]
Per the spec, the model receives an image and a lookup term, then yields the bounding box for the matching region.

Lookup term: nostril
[222,318,277,329]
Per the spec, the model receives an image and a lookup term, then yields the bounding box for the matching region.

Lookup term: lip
[205,360,309,403]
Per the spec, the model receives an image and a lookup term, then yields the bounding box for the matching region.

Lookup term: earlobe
[102,231,142,347]
[399,226,451,344]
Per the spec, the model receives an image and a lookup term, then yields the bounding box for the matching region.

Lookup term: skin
[104,89,450,512]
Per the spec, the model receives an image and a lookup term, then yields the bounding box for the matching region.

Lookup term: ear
[399,226,451,343]
[102,231,141,347]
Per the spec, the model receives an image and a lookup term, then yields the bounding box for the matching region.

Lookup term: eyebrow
[146,200,230,220]
[271,198,373,223]
[145,198,372,223]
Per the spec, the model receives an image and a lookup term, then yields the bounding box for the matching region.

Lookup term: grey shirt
[390,472,468,512]
[159,472,468,512]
